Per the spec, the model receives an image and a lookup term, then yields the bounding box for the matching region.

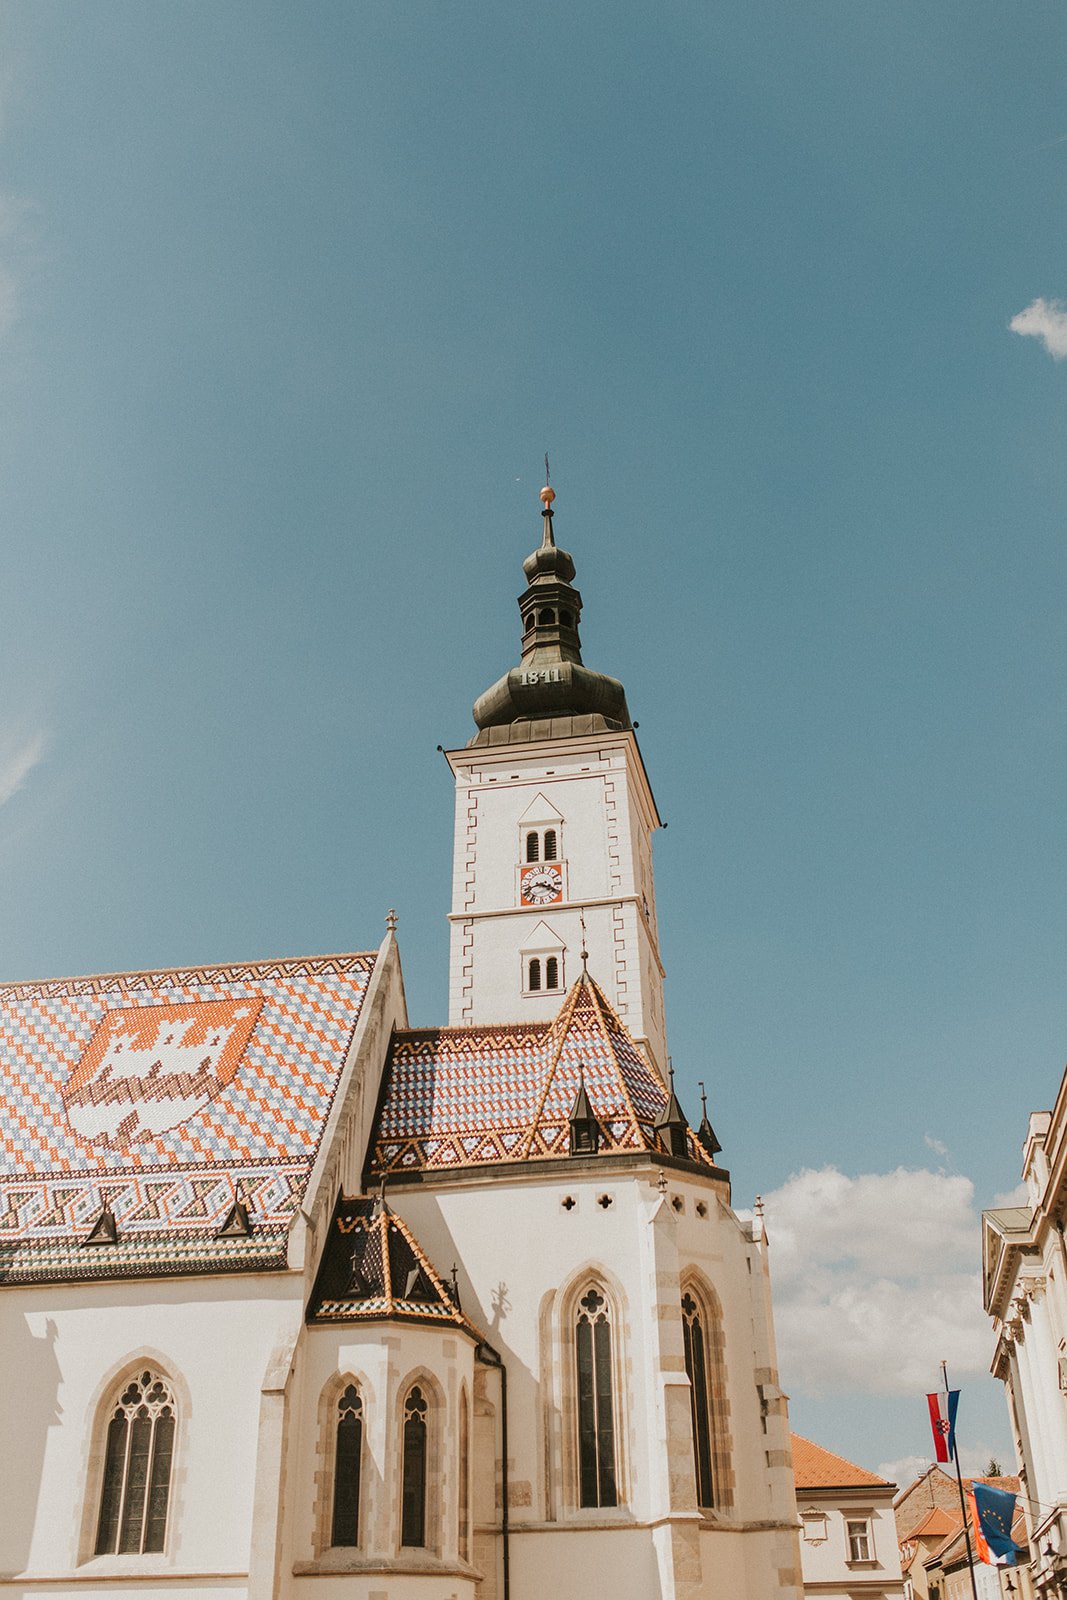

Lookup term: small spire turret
[653,1058,690,1160]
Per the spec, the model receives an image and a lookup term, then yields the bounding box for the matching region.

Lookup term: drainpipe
[476,1341,510,1600]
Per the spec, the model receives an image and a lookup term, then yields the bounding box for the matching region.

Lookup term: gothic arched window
[575,1288,617,1508]
[543,829,557,861]
[545,956,559,990]
[331,1383,363,1547]
[95,1369,176,1555]
[681,1280,733,1510]
[401,1386,428,1547]
[682,1291,715,1506]
[458,1388,470,1562]
[528,958,542,992]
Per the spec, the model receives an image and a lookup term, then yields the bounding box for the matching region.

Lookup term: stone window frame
[458,1382,471,1563]
[679,1270,735,1514]
[544,1265,632,1520]
[393,1368,447,1557]
[77,1351,190,1569]
[311,1371,371,1557]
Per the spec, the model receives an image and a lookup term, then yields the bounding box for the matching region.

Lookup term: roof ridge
[0,950,376,995]
[516,977,585,1159]
[583,975,646,1139]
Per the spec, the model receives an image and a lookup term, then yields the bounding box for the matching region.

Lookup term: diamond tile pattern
[369,972,712,1174]
[0,953,376,1279]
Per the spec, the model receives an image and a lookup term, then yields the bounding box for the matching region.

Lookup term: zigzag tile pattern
[369,972,712,1175]
[0,953,376,1279]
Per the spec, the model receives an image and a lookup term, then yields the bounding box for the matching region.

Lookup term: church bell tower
[446,482,668,1074]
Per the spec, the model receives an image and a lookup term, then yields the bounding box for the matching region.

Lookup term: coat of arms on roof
[61,998,262,1152]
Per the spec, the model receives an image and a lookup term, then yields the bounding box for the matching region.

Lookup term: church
[0,485,804,1600]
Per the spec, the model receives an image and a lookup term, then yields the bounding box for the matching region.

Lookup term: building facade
[792,1433,903,1600]
[983,1072,1067,1598]
[0,487,804,1600]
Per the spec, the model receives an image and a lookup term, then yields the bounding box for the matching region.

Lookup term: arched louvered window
[95,1369,176,1555]
[331,1383,363,1546]
[528,958,542,992]
[458,1389,470,1562]
[575,1288,617,1508]
[526,831,540,862]
[543,829,557,861]
[682,1292,715,1506]
[545,956,559,990]
[401,1386,428,1547]
[538,608,556,626]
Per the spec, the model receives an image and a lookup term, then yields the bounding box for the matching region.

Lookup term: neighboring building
[0,486,805,1600]
[895,1467,1029,1600]
[983,1072,1067,1597]
[792,1433,903,1599]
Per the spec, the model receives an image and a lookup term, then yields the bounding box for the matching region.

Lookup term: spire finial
[668,1055,675,1089]
[699,1079,708,1116]
[579,910,589,974]
[385,907,398,933]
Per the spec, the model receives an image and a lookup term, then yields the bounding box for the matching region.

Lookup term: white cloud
[924,1133,951,1162]
[1009,297,1067,360]
[762,1167,990,1398]
[877,1442,1006,1484]
[0,728,47,807]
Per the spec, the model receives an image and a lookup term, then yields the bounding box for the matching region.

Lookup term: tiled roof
[368,971,715,1177]
[307,1192,484,1339]
[791,1433,894,1490]
[0,953,376,1282]
[907,1506,958,1541]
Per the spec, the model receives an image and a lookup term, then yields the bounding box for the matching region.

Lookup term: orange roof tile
[791,1432,894,1490]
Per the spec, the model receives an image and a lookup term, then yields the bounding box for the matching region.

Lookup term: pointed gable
[307,1192,484,1339]
[518,791,563,824]
[368,971,716,1176]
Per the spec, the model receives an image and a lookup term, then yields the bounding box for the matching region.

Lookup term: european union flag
[972,1482,1020,1566]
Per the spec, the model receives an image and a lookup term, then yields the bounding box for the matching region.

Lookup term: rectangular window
[847,1518,872,1562]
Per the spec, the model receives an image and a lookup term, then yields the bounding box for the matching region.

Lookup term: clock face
[520,865,564,905]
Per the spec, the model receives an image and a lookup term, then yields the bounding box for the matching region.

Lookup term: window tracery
[680,1277,733,1511]
[94,1369,175,1556]
[401,1385,428,1547]
[330,1383,363,1547]
[575,1288,617,1508]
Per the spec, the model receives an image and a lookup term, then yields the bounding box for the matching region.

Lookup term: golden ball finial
[540,485,556,506]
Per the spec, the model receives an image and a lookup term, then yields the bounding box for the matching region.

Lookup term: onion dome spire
[470,477,632,746]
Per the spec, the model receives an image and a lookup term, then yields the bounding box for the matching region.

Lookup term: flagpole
[942,1360,981,1600]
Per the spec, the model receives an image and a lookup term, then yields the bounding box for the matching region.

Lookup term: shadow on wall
[0,1309,63,1577]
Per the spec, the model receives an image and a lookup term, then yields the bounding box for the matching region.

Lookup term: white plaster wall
[795,1494,903,1594]
[0,1270,304,1596]
[383,1163,799,1598]
[281,1321,478,1600]
[445,734,667,1072]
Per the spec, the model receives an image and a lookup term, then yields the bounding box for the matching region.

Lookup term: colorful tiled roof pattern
[369,971,715,1176]
[791,1433,894,1490]
[307,1192,484,1340]
[0,953,376,1282]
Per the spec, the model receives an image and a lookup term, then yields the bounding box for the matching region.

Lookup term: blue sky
[1,0,1065,1474]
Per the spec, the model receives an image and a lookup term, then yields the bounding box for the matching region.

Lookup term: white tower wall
[446,728,668,1074]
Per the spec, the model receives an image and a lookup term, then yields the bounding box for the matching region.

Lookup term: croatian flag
[926,1390,959,1463]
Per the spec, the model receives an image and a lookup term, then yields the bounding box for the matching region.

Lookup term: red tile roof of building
[791,1433,895,1490]
[368,970,717,1177]
[0,952,377,1281]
